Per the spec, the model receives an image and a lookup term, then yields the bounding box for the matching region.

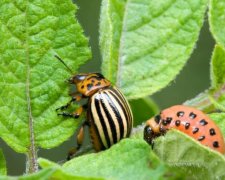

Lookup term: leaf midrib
[24,1,38,173]
[116,0,130,88]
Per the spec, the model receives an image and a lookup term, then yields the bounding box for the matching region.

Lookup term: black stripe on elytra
[108,90,129,125]
[94,95,111,148]
[105,91,125,139]
[99,92,117,145]
[89,100,105,150]
[110,88,132,135]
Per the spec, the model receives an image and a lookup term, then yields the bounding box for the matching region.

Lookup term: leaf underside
[153,130,225,180]
[39,139,182,180]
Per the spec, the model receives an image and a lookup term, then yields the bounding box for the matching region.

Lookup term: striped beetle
[55,56,133,160]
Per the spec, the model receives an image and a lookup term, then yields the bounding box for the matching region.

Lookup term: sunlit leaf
[100,0,208,99]
[0,0,91,153]
[209,0,225,47]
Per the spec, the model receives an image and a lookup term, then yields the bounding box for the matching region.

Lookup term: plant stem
[26,147,38,173]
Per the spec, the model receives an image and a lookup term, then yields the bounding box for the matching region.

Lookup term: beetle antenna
[54,55,73,74]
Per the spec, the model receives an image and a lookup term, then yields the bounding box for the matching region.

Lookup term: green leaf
[154,130,225,180]
[19,168,56,180]
[184,45,225,112]
[129,97,159,126]
[0,168,56,180]
[209,0,225,47]
[0,0,91,153]
[0,149,6,175]
[38,159,101,180]
[100,0,208,99]
[210,45,225,89]
[38,158,60,169]
[61,139,174,180]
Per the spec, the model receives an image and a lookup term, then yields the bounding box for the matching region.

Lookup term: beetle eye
[75,75,86,81]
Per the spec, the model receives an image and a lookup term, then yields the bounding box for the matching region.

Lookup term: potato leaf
[100,0,208,99]
[0,1,91,153]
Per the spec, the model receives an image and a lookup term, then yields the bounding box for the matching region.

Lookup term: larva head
[144,115,165,145]
[68,73,111,96]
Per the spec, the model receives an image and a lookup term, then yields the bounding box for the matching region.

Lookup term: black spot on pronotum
[192,127,199,134]
[154,115,161,124]
[189,112,197,119]
[209,128,216,136]
[81,85,84,89]
[177,111,184,117]
[185,122,190,129]
[199,119,208,126]
[213,141,219,148]
[87,83,93,90]
[91,79,95,83]
[96,82,101,86]
[198,136,205,141]
[175,120,180,126]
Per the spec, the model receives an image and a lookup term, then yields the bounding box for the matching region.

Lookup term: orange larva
[144,105,225,154]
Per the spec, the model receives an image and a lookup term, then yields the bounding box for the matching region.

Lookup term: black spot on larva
[154,115,161,124]
[185,122,190,129]
[96,82,101,86]
[213,141,219,148]
[198,136,205,141]
[87,83,93,90]
[199,119,208,126]
[162,119,167,126]
[192,127,199,134]
[209,128,216,136]
[81,85,84,89]
[166,117,172,124]
[189,112,197,119]
[177,111,184,117]
[175,120,180,126]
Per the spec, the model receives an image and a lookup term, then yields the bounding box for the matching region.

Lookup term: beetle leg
[73,106,83,118]
[57,106,83,119]
[67,126,84,160]
[56,95,82,111]
[151,140,154,149]
[67,122,92,160]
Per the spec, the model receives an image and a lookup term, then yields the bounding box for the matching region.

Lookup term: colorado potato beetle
[144,105,225,154]
[55,56,133,159]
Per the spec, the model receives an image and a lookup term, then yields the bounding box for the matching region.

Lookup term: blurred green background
[0,0,214,175]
